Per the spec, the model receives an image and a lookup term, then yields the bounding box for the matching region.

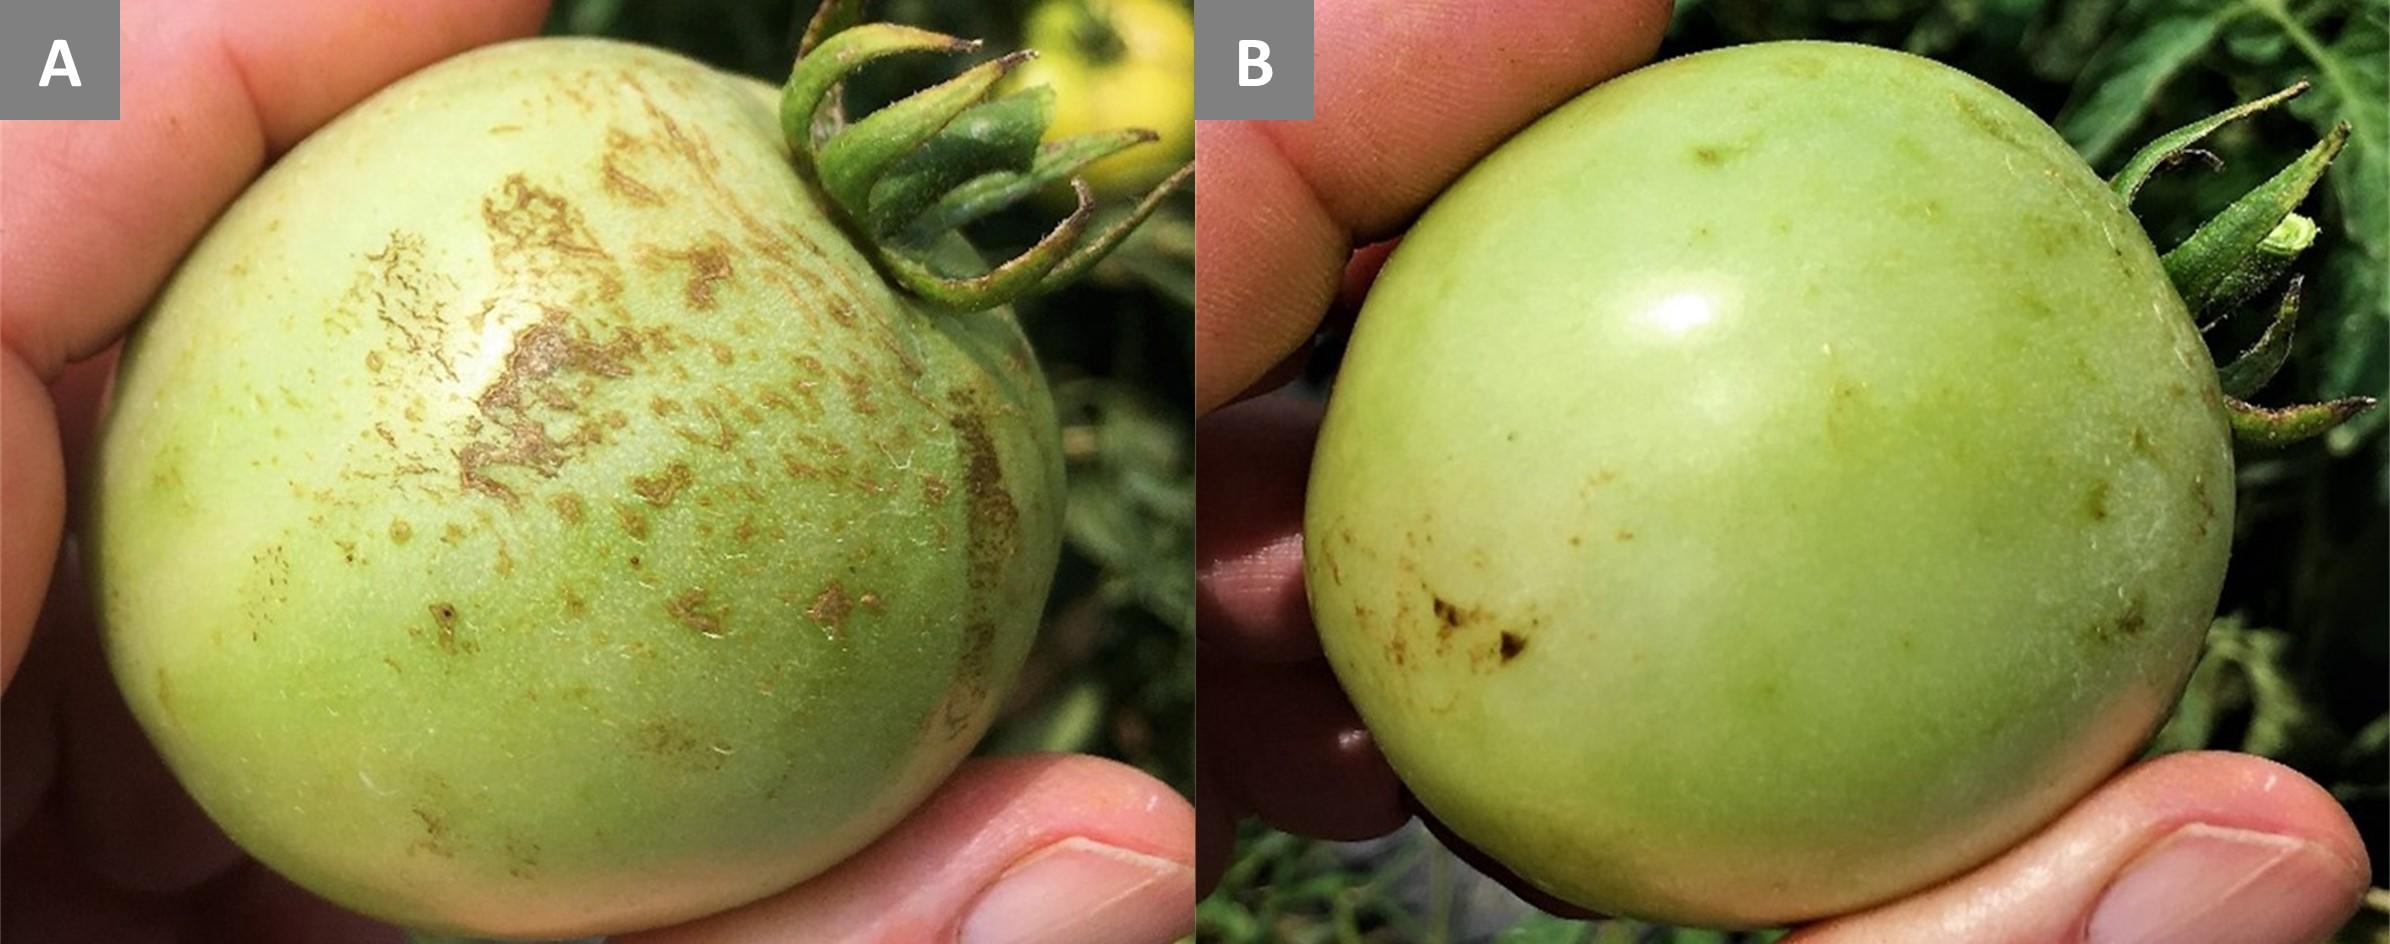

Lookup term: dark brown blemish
[429,603,466,654]
[551,494,586,523]
[807,582,853,640]
[2084,480,2111,521]
[631,462,696,506]
[2129,427,2156,457]
[2094,592,2148,642]
[1433,595,1465,630]
[666,588,728,638]
[411,807,453,858]
[1498,632,1527,663]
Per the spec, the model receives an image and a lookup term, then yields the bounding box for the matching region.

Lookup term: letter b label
[1238,40,1272,87]
[1198,0,1310,119]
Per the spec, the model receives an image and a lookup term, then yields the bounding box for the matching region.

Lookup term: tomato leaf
[2058,1,2242,164]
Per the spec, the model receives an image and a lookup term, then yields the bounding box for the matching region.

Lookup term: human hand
[0,2,1193,941]
[1190,0,2369,939]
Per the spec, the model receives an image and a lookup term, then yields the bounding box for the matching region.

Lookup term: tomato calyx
[2112,83,2376,448]
[779,0,1191,312]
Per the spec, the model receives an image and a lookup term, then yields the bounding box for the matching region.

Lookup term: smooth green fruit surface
[1306,42,2232,928]
[89,37,1062,938]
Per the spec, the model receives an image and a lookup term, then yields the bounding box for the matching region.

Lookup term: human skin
[1191,0,2368,940]
[0,2,1192,941]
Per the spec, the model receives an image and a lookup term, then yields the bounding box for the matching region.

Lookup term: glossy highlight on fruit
[88,37,1063,938]
[1305,42,2233,927]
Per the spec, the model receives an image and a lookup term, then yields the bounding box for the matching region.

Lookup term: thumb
[621,754,1195,944]
[1790,751,2369,944]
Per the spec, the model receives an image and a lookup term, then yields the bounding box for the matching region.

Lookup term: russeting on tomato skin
[1306,41,2232,928]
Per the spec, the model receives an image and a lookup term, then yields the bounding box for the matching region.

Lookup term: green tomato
[1305,42,2231,928]
[88,37,1063,938]
[1006,0,1194,198]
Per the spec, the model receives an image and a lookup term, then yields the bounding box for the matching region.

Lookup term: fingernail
[2088,823,2365,944]
[958,837,1194,944]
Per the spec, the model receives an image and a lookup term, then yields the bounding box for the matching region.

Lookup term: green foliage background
[540,0,1197,796]
[1202,0,2389,942]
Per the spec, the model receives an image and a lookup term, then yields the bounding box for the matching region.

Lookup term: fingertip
[624,754,1192,943]
[1793,751,2369,943]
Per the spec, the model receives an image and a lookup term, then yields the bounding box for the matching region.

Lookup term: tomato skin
[1305,42,2231,927]
[1008,0,1194,197]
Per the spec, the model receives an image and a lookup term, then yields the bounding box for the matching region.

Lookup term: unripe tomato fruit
[1306,42,2232,928]
[89,38,1063,938]
[1006,0,1195,198]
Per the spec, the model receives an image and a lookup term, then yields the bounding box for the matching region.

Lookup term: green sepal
[816,51,1031,219]
[2217,277,2303,398]
[2199,213,2316,330]
[880,179,1095,309]
[1030,162,1194,292]
[863,86,1052,237]
[780,24,978,163]
[905,128,1161,240]
[2226,396,2379,448]
[2162,123,2349,318]
[2109,82,2309,202]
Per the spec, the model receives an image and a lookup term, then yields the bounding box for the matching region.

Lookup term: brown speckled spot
[551,494,585,523]
[1499,632,1527,663]
[807,582,853,640]
[390,519,413,544]
[631,462,695,506]
[666,588,727,638]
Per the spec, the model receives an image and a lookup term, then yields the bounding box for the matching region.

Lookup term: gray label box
[1196,0,1311,120]
[0,0,119,120]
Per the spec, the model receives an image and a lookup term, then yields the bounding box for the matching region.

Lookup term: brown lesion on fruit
[2128,426,2157,458]
[427,603,474,655]
[480,175,619,303]
[1498,632,1528,664]
[409,807,454,858]
[938,394,1023,737]
[1690,138,1754,168]
[631,716,731,773]
[2189,474,2215,538]
[666,588,728,638]
[2084,480,2112,522]
[613,501,650,539]
[1948,92,2033,153]
[561,585,588,618]
[550,493,586,523]
[630,462,696,506]
[2091,591,2148,642]
[600,130,667,207]
[337,231,463,384]
[640,238,736,310]
[456,308,645,503]
[807,582,854,641]
[389,518,413,544]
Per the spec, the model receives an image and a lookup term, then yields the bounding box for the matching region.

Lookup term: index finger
[1192,0,1672,412]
